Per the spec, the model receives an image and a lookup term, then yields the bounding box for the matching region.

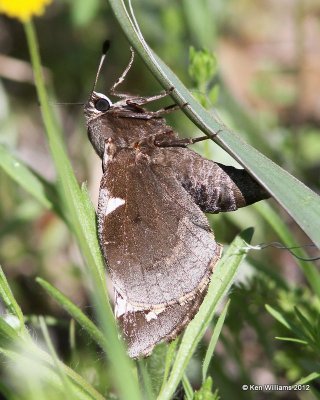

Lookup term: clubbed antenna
[92,40,111,93]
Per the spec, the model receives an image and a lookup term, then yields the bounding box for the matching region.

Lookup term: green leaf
[266,305,315,349]
[265,305,292,330]
[275,337,308,345]
[108,0,320,248]
[188,47,218,88]
[202,299,230,382]
[158,229,253,400]
[294,307,315,342]
[194,377,219,400]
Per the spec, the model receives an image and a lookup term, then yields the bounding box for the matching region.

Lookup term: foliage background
[0,0,320,399]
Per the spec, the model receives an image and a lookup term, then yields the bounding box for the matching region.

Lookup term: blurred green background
[0,0,320,399]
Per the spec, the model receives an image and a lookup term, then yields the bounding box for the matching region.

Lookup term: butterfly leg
[149,103,182,116]
[114,87,175,108]
[110,47,175,104]
[129,101,187,120]
[109,47,135,98]
[154,131,221,148]
[133,130,221,152]
[125,87,174,106]
[189,131,222,143]
[114,99,186,120]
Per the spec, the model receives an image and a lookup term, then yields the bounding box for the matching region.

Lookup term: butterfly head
[84,91,113,122]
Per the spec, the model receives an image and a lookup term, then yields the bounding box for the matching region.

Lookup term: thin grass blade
[36,278,106,350]
[295,372,320,385]
[182,374,193,400]
[202,299,230,382]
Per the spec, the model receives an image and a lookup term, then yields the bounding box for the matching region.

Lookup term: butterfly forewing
[97,148,221,309]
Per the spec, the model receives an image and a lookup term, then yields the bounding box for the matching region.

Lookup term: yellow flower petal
[0,0,52,22]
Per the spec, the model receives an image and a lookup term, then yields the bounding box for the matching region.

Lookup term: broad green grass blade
[36,278,106,350]
[158,228,253,400]
[108,0,320,248]
[23,20,140,400]
[202,299,230,382]
[0,266,24,329]
[0,144,61,215]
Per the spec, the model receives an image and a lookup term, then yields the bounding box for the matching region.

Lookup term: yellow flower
[0,0,52,22]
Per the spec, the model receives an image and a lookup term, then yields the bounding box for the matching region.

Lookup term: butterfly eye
[94,98,111,112]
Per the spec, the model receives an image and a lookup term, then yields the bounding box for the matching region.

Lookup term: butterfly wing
[97,148,221,309]
[151,146,269,214]
[115,286,209,358]
[97,143,269,357]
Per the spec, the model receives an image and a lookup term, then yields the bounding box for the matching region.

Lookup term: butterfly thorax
[85,92,177,159]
